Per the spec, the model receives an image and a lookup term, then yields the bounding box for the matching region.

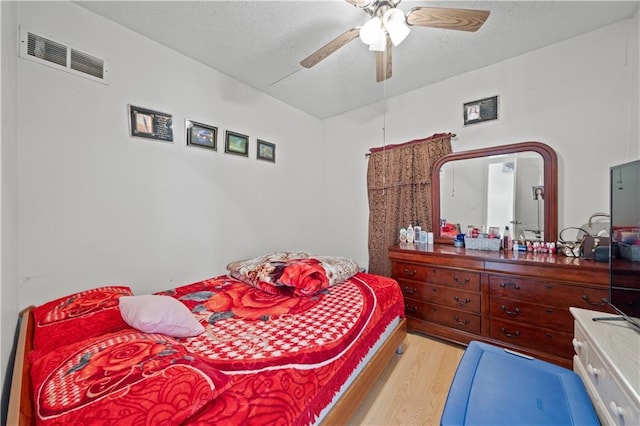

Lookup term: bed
[7,252,406,425]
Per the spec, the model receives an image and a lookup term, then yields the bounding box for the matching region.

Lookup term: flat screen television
[609,159,640,331]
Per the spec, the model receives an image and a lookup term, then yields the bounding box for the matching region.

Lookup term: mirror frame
[431,141,558,245]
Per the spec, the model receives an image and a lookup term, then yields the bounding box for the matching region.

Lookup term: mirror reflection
[439,151,545,241]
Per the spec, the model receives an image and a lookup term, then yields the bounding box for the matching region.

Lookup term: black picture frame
[225,130,249,157]
[128,104,173,142]
[463,95,498,125]
[257,139,276,162]
[186,120,217,150]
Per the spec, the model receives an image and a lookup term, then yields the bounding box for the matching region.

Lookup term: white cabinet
[571,307,640,425]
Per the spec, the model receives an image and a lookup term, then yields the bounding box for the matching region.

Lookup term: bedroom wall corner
[318,105,386,271]
[0,0,20,416]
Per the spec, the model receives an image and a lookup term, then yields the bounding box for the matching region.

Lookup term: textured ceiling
[75,1,639,119]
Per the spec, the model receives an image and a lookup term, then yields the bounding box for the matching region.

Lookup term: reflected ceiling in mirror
[431,142,558,244]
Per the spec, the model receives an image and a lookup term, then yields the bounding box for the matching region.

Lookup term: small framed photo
[463,95,498,125]
[128,104,173,142]
[225,131,249,156]
[533,185,545,201]
[186,120,217,150]
[257,139,276,162]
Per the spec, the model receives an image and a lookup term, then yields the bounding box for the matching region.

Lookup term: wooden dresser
[389,243,614,368]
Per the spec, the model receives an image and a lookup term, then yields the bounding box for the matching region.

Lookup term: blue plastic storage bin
[441,341,599,425]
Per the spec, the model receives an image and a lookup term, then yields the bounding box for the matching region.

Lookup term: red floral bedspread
[29,273,403,426]
[158,272,404,425]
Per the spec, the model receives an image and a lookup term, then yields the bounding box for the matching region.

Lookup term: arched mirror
[432,141,558,244]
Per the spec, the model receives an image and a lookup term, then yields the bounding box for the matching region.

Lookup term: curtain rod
[365,133,457,157]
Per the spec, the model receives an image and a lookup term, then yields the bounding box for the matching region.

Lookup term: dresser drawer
[572,308,640,426]
[392,262,429,282]
[425,267,480,292]
[572,319,589,363]
[490,296,574,333]
[404,299,481,334]
[393,262,480,292]
[401,283,480,313]
[581,337,640,426]
[489,318,574,358]
[489,275,609,309]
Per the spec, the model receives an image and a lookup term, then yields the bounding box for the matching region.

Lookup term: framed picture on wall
[463,95,498,125]
[257,139,276,162]
[532,185,545,201]
[128,104,173,142]
[186,120,217,150]
[225,130,249,157]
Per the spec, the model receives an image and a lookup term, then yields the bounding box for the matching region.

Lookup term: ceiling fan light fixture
[300,2,490,83]
[368,32,387,51]
[382,8,410,46]
[360,16,383,45]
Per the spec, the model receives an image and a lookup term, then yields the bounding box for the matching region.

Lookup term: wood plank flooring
[349,333,465,426]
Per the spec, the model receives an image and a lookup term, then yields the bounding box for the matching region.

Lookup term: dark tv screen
[610,159,640,330]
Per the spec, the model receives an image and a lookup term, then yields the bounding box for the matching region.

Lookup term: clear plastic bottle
[407,224,415,243]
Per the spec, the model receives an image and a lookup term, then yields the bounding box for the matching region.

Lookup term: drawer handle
[582,294,608,306]
[453,316,471,326]
[454,296,471,305]
[572,338,584,353]
[403,268,417,277]
[500,282,521,290]
[500,305,520,316]
[404,304,418,313]
[453,276,470,284]
[609,401,628,418]
[403,286,417,295]
[587,363,600,378]
[500,327,520,338]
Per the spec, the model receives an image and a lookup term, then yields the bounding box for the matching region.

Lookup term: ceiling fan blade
[376,37,392,82]
[406,7,490,32]
[300,27,360,69]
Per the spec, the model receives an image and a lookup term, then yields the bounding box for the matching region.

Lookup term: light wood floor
[349,333,465,426]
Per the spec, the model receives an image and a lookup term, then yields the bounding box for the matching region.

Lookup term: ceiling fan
[300,0,490,82]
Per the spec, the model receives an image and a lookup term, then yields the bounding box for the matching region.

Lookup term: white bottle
[407,224,415,243]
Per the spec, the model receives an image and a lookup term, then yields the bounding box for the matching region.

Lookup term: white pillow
[119,295,205,337]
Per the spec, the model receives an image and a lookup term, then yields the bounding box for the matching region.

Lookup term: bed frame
[7,307,407,425]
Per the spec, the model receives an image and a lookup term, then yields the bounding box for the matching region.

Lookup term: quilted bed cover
[167,272,405,425]
[28,271,404,425]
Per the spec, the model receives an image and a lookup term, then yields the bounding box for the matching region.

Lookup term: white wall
[16,2,326,306]
[324,14,640,268]
[0,0,19,408]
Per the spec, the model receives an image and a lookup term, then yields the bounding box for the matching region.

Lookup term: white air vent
[19,26,109,85]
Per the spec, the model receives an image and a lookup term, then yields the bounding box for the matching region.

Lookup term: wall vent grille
[70,49,105,80]
[19,26,109,85]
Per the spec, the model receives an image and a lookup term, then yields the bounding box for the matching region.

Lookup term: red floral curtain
[366,133,452,276]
